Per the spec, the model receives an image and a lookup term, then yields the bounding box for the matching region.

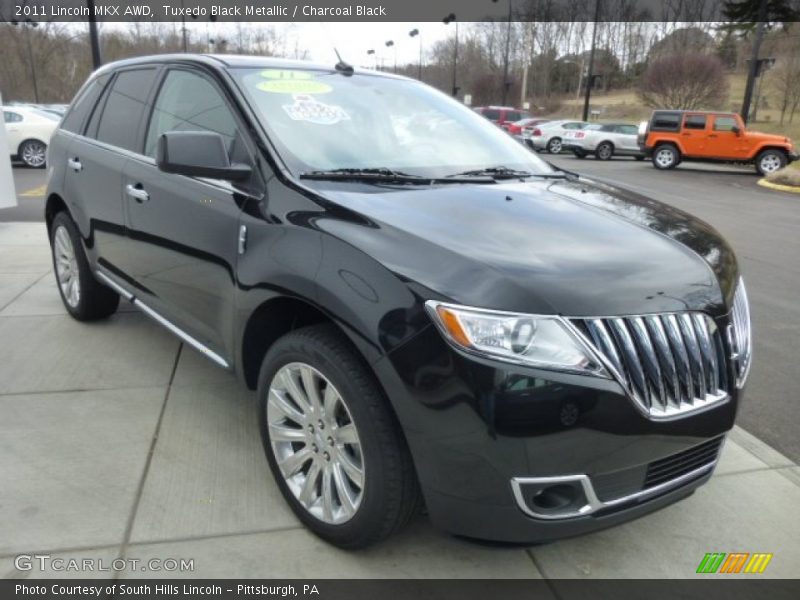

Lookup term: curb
[757,178,800,194]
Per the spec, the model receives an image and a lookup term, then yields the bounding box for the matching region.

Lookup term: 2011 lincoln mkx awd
[44,54,752,549]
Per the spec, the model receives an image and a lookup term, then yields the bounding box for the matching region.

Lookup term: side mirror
[731,125,741,136]
[156,131,251,182]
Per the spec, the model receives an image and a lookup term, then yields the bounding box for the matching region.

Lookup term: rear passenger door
[680,113,708,156]
[616,125,640,153]
[61,68,159,271]
[119,67,264,361]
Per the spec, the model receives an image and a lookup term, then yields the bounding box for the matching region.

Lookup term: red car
[505,117,550,136]
[474,106,531,127]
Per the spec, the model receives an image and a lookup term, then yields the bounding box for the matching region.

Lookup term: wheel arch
[45,193,69,233]
[752,145,790,160]
[17,136,49,156]
[651,138,683,155]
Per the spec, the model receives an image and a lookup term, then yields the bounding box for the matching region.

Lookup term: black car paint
[46,55,742,542]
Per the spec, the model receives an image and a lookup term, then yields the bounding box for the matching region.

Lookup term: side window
[505,111,521,122]
[713,116,738,131]
[620,125,638,135]
[683,114,707,130]
[4,111,23,123]
[61,74,109,134]
[94,68,158,152]
[145,69,241,160]
[483,109,501,121]
[651,112,681,132]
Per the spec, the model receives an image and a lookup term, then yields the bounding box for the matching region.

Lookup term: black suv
[46,55,752,549]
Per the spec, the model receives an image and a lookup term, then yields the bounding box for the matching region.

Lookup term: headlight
[425,301,609,377]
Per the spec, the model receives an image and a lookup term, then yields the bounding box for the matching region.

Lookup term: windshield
[233,68,554,179]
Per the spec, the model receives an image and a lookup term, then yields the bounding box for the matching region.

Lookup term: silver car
[526,119,589,153]
[562,122,645,160]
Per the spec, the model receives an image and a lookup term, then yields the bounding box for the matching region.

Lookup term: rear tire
[595,142,614,161]
[755,149,787,176]
[257,324,421,549]
[49,211,120,321]
[652,144,680,170]
[546,137,563,154]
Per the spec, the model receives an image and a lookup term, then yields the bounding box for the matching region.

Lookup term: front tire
[19,139,47,168]
[755,149,787,176]
[546,137,563,154]
[257,324,420,548]
[49,212,119,321]
[652,144,680,170]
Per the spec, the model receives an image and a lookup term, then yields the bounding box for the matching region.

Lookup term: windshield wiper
[447,166,536,180]
[299,167,494,184]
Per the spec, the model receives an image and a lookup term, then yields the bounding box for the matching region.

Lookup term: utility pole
[409,29,422,81]
[740,1,768,124]
[86,0,102,68]
[496,0,513,105]
[582,0,601,122]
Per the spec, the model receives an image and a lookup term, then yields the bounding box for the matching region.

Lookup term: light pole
[443,13,459,97]
[740,0,768,124]
[11,18,40,103]
[409,28,422,81]
[385,40,396,73]
[582,0,601,122]
[493,0,513,106]
[85,0,102,68]
[367,49,377,70]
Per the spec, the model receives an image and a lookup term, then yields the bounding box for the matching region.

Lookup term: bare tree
[638,53,729,109]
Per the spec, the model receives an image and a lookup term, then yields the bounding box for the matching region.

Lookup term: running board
[96,269,230,369]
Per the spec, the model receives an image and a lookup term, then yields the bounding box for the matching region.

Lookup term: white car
[526,119,589,153]
[562,122,645,160]
[3,106,59,168]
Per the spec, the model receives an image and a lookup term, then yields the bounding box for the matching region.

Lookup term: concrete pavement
[0,221,798,579]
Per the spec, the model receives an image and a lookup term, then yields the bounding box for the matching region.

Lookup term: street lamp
[385,40,396,73]
[443,13,459,97]
[366,49,377,70]
[11,18,40,103]
[409,28,422,81]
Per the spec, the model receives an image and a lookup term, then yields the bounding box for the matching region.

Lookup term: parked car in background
[45,54,750,549]
[506,117,549,137]
[42,104,69,117]
[3,105,58,167]
[563,122,645,160]
[474,105,531,128]
[526,119,590,153]
[639,110,798,175]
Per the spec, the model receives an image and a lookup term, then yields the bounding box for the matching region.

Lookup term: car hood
[313,177,738,317]
[746,130,791,144]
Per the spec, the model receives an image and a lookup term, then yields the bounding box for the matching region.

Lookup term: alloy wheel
[54,225,81,308]
[655,148,675,168]
[21,141,46,167]
[548,138,562,153]
[759,154,782,174]
[597,144,613,160]
[267,362,365,524]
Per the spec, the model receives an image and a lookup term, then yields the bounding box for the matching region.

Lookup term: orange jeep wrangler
[638,110,798,175]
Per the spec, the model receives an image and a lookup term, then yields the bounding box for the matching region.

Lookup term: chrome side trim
[95,269,230,369]
[511,459,717,521]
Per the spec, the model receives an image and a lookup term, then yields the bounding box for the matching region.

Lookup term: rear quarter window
[483,109,501,121]
[61,75,109,134]
[651,112,681,132]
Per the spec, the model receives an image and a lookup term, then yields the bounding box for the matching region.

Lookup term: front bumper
[788,151,799,163]
[374,325,738,543]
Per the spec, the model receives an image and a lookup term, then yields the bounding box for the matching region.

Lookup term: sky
[142,21,454,68]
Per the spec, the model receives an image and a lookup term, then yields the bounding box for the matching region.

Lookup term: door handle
[67,157,82,172]
[126,184,150,203]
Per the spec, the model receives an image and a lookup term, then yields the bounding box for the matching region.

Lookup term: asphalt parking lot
[1,159,799,579]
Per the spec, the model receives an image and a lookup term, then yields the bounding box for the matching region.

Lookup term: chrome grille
[573,313,729,419]
[729,280,752,388]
